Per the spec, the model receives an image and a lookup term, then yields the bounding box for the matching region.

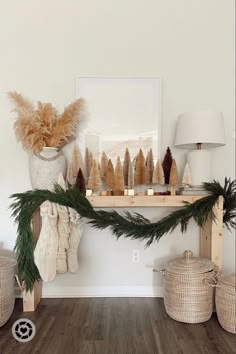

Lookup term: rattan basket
[216,273,236,334]
[155,250,215,324]
[0,256,17,327]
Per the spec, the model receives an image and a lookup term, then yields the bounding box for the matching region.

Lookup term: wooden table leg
[23,209,42,312]
[200,196,224,269]
[23,280,42,312]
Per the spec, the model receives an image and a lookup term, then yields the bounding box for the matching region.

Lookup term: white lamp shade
[174,110,225,149]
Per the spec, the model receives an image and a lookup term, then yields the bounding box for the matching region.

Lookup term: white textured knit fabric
[56,204,70,273]
[67,208,84,273]
[34,201,58,282]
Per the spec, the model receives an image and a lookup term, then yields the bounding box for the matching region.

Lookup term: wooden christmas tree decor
[114,156,124,195]
[145,148,154,186]
[169,159,178,195]
[100,151,109,181]
[153,159,165,185]
[88,160,101,193]
[105,159,115,193]
[182,163,192,188]
[162,147,173,184]
[76,168,86,195]
[123,148,131,188]
[134,149,146,186]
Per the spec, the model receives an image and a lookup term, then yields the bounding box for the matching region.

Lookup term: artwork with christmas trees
[105,159,115,191]
[152,159,165,185]
[134,149,146,185]
[88,160,101,192]
[162,147,173,184]
[114,156,124,194]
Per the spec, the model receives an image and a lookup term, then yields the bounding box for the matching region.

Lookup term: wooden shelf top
[87,195,205,208]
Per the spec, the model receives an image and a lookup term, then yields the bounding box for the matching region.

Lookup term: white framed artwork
[76,77,162,163]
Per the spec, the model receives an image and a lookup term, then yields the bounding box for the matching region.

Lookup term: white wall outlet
[132,249,140,263]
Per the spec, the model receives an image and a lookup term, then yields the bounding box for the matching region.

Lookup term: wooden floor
[0,298,235,354]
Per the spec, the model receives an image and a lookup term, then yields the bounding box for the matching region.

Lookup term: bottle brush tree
[169,159,178,195]
[105,159,115,191]
[76,168,86,195]
[84,147,92,185]
[152,159,165,185]
[134,149,146,185]
[162,147,173,184]
[123,148,131,188]
[88,160,101,192]
[114,156,124,193]
[100,151,109,181]
[145,149,154,186]
[182,163,192,188]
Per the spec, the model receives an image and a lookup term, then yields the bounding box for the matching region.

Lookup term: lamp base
[187,150,211,187]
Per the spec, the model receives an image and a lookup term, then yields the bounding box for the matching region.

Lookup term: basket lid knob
[183,250,193,260]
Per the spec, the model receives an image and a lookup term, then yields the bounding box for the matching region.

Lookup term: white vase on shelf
[28,147,67,190]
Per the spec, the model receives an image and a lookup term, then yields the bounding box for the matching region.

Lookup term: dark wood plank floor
[0,298,235,354]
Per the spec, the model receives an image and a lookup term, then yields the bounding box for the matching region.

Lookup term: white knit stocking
[67,208,84,273]
[34,202,58,282]
[56,205,70,273]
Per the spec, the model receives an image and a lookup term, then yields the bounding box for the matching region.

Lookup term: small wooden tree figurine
[134,149,146,186]
[182,163,192,188]
[114,156,124,195]
[162,147,173,184]
[100,151,109,181]
[105,159,115,194]
[145,148,154,188]
[169,159,178,195]
[123,148,131,188]
[88,160,101,193]
[76,168,86,195]
[152,159,165,193]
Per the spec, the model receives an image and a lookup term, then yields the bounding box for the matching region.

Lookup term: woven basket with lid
[216,273,236,334]
[0,256,17,327]
[161,250,215,324]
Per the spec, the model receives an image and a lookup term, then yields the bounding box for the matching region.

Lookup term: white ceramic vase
[29,147,67,190]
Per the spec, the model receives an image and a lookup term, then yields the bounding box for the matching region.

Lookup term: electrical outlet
[132,250,140,263]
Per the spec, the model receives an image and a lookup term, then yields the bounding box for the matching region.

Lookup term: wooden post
[200,196,224,269]
[23,209,42,312]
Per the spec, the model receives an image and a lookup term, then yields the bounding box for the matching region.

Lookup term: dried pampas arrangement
[8,91,84,153]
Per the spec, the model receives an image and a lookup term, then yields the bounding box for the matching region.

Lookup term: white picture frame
[76,77,162,163]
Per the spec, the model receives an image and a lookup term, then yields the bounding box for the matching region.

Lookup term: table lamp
[174,110,225,187]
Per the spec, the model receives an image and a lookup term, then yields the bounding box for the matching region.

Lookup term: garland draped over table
[10,178,236,291]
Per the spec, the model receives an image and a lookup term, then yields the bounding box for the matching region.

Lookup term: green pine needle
[9,178,236,291]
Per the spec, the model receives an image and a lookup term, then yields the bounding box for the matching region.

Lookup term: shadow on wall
[151,245,182,296]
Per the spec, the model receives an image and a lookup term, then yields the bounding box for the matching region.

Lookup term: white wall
[0,0,235,297]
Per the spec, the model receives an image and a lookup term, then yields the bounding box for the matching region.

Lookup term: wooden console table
[23,195,223,312]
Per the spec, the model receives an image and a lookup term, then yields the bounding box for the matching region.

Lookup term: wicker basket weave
[156,250,215,324]
[0,256,17,327]
[216,273,236,334]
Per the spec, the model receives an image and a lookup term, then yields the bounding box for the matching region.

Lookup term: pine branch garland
[9,178,236,291]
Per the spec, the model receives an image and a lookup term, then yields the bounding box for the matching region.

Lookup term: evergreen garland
[10,178,236,291]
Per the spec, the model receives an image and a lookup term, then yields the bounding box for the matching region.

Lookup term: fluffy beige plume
[48,98,84,148]
[8,91,34,117]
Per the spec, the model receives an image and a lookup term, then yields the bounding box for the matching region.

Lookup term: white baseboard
[41,286,164,298]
